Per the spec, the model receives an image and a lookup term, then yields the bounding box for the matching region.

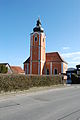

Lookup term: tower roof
[33,18,44,32]
[23,57,30,64]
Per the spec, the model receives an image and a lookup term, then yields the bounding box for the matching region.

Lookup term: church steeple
[36,18,41,27]
[33,18,44,32]
[30,18,46,75]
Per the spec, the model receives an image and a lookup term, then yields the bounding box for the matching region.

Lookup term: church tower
[30,18,46,75]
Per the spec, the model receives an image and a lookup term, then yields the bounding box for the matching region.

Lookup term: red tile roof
[11,66,25,74]
[46,52,68,64]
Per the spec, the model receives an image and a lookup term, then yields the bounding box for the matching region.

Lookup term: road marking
[57,109,80,120]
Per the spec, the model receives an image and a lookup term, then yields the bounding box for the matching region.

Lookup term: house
[0,63,13,74]
[0,63,25,74]
[11,66,25,74]
[24,18,68,75]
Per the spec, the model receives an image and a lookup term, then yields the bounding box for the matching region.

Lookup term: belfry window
[35,35,37,42]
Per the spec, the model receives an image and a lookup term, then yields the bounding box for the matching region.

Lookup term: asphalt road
[0,85,80,120]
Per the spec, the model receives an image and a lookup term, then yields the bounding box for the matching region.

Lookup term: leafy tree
[0,65,8,73]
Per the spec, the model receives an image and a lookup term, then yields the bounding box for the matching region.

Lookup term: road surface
[0,85,80,120]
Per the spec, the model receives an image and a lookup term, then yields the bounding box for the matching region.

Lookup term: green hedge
[0,65,8,73]
[0,74,63,92]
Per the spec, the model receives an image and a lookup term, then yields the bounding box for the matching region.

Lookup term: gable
[46,52,62,62]
[46,52,67,64]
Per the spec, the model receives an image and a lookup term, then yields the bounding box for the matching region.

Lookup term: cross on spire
[36,18,41,27]
[33,18,44,32]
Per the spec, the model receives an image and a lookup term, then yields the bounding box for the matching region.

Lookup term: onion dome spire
[33,18,44,32]
[36,18,41,27]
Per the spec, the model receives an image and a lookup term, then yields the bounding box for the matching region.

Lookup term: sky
[0,0,80,68]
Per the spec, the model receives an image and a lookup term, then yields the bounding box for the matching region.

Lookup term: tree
[0,65,8,73]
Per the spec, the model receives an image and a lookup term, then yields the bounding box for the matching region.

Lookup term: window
[54,68,58,75]
[47,69,49,75]
[35,35,37,42]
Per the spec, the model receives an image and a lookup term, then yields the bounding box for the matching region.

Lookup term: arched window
[47,69,49,75]
[54,68,58,75]
[34,35,37,42]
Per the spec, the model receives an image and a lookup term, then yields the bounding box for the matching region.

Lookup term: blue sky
[0,0,80,68]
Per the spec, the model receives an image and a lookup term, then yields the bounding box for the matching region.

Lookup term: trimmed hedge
[0,74,63,92]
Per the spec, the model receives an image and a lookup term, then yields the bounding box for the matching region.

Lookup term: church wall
[24,63,30,74]
[32,62,38,74]
[63,63,68,73]
[45,62,50,75]
[45,62,61,75]
[52,62,61,74]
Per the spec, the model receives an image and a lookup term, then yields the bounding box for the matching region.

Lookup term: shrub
[71,73,80,84]
[0,74,63,92]
[0,65,8,73]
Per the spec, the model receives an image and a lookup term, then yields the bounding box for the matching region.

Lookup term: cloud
[61,51,80,67]
[68,61,80,68]
[72,57,80,61]
[62,47,70,50]
[62,52,80,58]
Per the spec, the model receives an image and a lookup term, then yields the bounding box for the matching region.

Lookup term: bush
[0,74,63,92]
[71,73,80,84]
[0,65,8,73]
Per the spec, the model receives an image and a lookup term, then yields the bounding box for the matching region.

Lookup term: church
[24,19,68,75]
